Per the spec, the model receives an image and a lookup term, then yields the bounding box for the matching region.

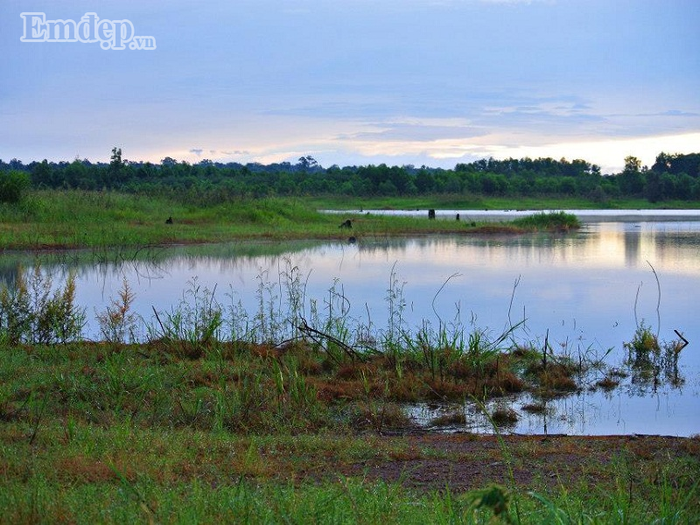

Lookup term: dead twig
[296,319,362,362]
[151,306,168,340]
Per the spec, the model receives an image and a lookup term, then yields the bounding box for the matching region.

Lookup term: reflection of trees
[0,240,329,289]
[0,262,21,290]
[623,230,641,268]
[652,230,700,272]
[354,234,583,265]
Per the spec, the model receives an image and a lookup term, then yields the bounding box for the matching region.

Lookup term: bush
[512,211,581,231]
[0,170,30,203]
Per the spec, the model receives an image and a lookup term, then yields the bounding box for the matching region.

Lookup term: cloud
[337,117,486,142]
[659,110,699,117]
[189,148,203,156]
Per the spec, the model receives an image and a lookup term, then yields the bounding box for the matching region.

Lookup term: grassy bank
[1,341,697,523]
[0,191,335,249]
[307,194,700,211]
[0,191,582,250]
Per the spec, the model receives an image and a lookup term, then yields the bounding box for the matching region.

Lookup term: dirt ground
[337,433,700,493]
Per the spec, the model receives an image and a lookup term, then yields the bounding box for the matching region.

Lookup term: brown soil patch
[336,433,699,493]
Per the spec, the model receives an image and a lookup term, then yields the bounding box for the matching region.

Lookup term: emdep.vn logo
[20,12,156,50]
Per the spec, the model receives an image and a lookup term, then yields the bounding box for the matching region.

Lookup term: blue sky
[1,0,698,172]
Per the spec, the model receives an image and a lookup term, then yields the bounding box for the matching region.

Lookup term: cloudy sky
[1,0,698,172]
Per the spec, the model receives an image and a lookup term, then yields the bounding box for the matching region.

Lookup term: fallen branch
[296,319,363,361]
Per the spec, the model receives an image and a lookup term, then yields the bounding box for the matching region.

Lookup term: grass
[511,211,580,231]
[1,384,698,523]
[0,191,342,249]
[0,263,663,413]
[1,190,588,250]
[306,194,700,211]
[623,322,685,388]
[0,272,697,522]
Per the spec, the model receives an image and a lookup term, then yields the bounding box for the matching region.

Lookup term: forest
[1,150,699,204]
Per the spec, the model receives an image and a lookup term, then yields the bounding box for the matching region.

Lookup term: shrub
[512,211,581,231]
[0,170,30,203]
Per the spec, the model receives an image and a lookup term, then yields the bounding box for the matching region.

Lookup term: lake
[2,210,699,436]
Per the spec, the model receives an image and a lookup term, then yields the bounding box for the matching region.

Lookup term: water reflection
[624,227,641,267]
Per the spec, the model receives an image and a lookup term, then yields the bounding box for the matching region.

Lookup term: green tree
[31,160,53,187]
[618,156,644,196]
[414,169,434,192]
[645,171,662,202]
[110,147,123,169]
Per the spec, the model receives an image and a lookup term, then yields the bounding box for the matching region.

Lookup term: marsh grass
[95,277,139,344]
[1,339,698,523]
[0,191,344,249]
[511,211,581,231]
[306,194,700,212]
[624,322,686,388]
[0,260,660,417]
[0,190,585,250]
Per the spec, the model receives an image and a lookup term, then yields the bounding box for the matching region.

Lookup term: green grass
[0,191,344,249]
[512,211,581,231]
[0,190,586,250]
[306,194,700,211]
[1,464,696,524]
[0,396,697,523]
[0,327,697,523]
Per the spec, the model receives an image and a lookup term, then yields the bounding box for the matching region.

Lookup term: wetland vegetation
[0,190,584,251]
[0,261,697,523]
[1,152,699,522]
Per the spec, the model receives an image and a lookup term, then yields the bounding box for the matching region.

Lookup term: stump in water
[428,209,436,220]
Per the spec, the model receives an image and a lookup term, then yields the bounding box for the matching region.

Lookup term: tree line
[1,149,699,204]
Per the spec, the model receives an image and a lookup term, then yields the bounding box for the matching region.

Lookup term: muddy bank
[337,433,700,493]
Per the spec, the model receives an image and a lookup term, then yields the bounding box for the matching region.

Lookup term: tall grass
[624,321,686,388]
[512,211,581,231]
[0,265,85,344]
[0,190,587,250]
[0,190,343,249]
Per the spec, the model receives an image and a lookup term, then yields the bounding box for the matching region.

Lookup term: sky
[1,0,699,173]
